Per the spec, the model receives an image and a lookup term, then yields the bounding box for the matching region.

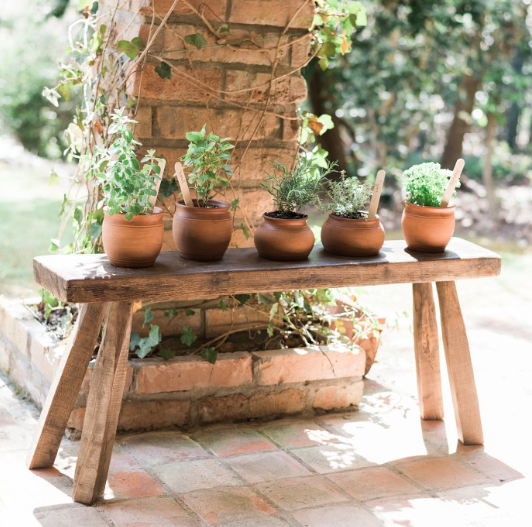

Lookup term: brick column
[111,0,313,249]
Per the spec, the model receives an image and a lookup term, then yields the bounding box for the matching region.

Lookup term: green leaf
[158,348,176,360]
[234,294,250,305]
[160,178,178,198]
[219,299,228,311]
[200,347,218,364]
[89,221,102,239]
[180,326,198,346]
[134,325,161,358]
[230,199,239,211]
[117,39,139,59]
[184,33,207,50]
[49,239,60,252]
[143,307,154,327]
[164,308,178,319]
[154,62,172,79]
[49,170,59,186]
[185,309,195,316]
[131,36,145,51]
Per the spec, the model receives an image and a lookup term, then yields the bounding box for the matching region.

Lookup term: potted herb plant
[91,109,165,268]
[255,156,333,261]
[320,172,385,256]
[401,160,463,252]
[172,126,234,261]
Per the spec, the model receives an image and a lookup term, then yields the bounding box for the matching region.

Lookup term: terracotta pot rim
[405,201,456,212]
[263,212,309,221]
[103,206,163,216]
[176,199,230,210]
[329,213,381,224]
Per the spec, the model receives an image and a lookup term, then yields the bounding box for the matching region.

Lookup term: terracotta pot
[254,213,315,261]
[172,199,232,261]
[102,208,164,268]
[401,201,455,253]
[321,214,385,257]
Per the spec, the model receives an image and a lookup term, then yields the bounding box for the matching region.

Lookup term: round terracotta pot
[172,199,232,261]
[321,214,385,257]
[254,213,315,261]
[401,201,455,253]
[102,207,164,268]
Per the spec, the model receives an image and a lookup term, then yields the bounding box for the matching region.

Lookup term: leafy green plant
[181,126,234,207]
[403,162,459,207]
[320,173,373,219]
[261,156,336,218]
[88,109,163,220]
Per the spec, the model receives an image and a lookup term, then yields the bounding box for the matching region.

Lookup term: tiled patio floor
[1,277,531,526]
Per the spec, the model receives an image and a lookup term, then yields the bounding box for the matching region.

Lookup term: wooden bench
[26,237,501,504]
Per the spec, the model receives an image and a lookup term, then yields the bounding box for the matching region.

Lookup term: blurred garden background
[1,0,532,297]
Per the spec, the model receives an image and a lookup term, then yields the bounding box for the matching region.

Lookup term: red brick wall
[107,0,314,248]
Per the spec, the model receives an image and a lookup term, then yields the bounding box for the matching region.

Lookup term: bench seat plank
[33,238,501,304]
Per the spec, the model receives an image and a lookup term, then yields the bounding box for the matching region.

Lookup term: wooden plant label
[440,158,465,208]
[149,158,166,210]
[368,170,386,220]
[174,162,194,207]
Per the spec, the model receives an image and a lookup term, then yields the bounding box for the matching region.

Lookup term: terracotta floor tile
[226,451,311,483]
[256,475,348,511]
[106,469,167,499]
[217,518,291,527]
[396,457,488,490]
[100,497,196,527]
[34,506,110,527]
[367,493,463,527]
[328,466,418,501]
[120,431,208,466]
[292,503,383,527]
[108,452,141,473]
[182,486,277,525]
[260,422,340,449]
[193,428,276,457]
[291,444,375,474]
[153,458,242,494]
[456,451,523,483]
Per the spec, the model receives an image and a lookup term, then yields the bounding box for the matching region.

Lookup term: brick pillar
[105,0,314,340]
[111,0,313,249]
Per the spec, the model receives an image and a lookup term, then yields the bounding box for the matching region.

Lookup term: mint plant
[320,173,373,219]
[262,156,336,218]
[403,162,459,207]
[88,108,163,220]
[180,126,234,207]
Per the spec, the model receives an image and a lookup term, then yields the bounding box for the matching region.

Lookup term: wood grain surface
[33,238,501,303]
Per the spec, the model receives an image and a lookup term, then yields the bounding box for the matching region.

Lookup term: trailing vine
[45,0,367,253]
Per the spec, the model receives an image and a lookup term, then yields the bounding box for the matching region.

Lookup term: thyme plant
[181,126,234,207]
[89,109,162,220]
[320,173,373,219]
[403,162,459,207]
[262,156,336,218]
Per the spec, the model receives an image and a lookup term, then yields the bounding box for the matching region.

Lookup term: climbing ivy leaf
[158,348,176,360]
[117,39,139,59]
[143,307,154,327]
[155,62,172,80]
[200,347,218,364]
[181,326,197,346]
[184,33,207,50]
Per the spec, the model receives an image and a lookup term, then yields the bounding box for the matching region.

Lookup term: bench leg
[73,301,133,504]
[436,281,484,445]
[412,283,444,420]
[27,303,105,469]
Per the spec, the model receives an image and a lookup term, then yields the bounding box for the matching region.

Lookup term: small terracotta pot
[254,213,315,261]
[102,208,164,268]
[322,214,385,257]
[172,199,232,261]
[401,201,455,253]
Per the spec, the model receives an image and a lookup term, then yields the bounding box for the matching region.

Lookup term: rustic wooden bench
[26,237,501,504]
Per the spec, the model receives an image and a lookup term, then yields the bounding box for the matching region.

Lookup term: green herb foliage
[403,162,459,207]
[181,126,234,207]
[261,156,336,216]
[320,173,373,219]
[89,108,162,220]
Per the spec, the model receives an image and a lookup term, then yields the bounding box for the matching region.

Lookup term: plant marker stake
[368,170,385,220]
[149,158,166,210]
[174,162,194,207]
[440,158,465,208]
